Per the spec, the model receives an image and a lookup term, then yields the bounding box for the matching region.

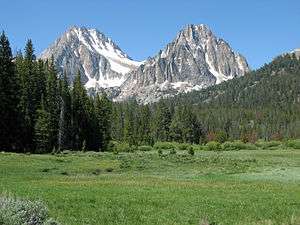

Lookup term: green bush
[285,139,300,149]
[0,195,60,225]
[255,141,282,149]
[187,146,194,156]
[115,142,134,153]
[107,141,118,152]
[153,142,175,150]
[215,131,228,143]
[222,141,257,151]
[169,148,176,155]
[157,149,163,156]
[206,141,221,151]
[138,145,153,151]
[192,144,206,151]
[177,143,190,150]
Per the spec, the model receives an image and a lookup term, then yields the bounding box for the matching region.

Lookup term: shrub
[255,141,282,149]
[153,142,175,150]
[115,142,134,153]
[206,141,221,151]
[169,148,176,155]
[107,141,118,152]
[222,141,255,151]
[285,139,300,149]
[157,149,163,156]
[105,168,114,172]
[138,145,153,151]
[215,131,228,143]
[0,195,60,225]
[177,143,190,150]
[187,146,194,156]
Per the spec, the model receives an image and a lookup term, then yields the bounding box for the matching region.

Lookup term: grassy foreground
[0,149,299,225]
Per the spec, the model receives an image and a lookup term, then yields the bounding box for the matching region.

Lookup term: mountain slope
[117,24,250,103]
[169,53,300,108]
[40,26,142,89]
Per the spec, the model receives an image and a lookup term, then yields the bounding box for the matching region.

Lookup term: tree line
[1,32,299,153]
[0,32,112,153]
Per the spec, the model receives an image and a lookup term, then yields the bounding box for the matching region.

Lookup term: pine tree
[34,97,51,153]
[71,71,90,150]
[154,101,172,142]
[17,39,38,151]
[45,58,59,149]
[124,102,137,146]
[58,72,72,151]
[95,93,112,151]
[0,32,21,151]
[139,105,153,145]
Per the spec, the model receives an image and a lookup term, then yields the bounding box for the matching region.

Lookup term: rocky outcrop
[116,24,250,103]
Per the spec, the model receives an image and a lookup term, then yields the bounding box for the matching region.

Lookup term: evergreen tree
[45,58,59,149]
[124,102,137,146]
[0,32,21,151]
[58,72,72,151]
[95,93,112,151]
[138,105,153,145]
[154,101,172,141]
[34,97,51,153]
[17,39,38,150]
[71,71,90,150]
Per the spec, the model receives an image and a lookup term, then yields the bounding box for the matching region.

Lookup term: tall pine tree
[0,32,21,151]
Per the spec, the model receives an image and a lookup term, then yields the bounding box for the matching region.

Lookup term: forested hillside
[0,32,299,153]
[111,53,300,145]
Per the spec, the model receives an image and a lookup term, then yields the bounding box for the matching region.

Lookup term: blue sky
[1,0,299,69]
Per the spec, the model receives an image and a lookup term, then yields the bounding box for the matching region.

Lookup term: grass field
[0,149,299,225]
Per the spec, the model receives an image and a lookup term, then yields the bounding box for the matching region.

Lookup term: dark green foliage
[285,139,300,149]
[0,32,21,151]
[34,97,51,153]
[57,73,72,151]
[187,146,194,155]
[206,141,222,151]
[45,59,59,149]
[154,142,175,150]
[138,145,153,151]
[95,93,112,151]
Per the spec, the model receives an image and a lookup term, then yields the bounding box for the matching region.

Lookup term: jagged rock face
[40,26,141,90]
[116,24,250,103]
[40,24,250,104]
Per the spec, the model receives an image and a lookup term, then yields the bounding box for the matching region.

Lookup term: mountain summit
[40,26,142,89]
[40,24,250,103]
[116,24,250,103]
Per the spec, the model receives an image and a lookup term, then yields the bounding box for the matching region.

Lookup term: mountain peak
[40,26,142,89]
[116,24,250,103]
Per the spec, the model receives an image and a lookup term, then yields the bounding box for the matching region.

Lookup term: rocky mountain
[116,24,250,103]
[40,24,250,103]
[40,26,142,92]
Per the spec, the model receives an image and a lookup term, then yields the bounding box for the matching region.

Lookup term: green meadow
[0,148,300,225]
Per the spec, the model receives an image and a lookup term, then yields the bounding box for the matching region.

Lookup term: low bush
[114,142,135,153]
[206,141,221,151]
[222,141,257,151]
[255,140,282,149]
[153,142,175,150]
[285,139,300,149]
[138,145,153,151]
[187,146,194,156]
[169,148,176,155]
[157,149,163,156]
[0,195,60,225]
[177,143,191,150]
